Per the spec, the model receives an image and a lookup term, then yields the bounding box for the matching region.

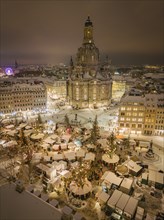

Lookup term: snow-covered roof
[120,178,133,190]
[98,191,110,203]
[124,197,138,215]
[107,190,123,207]
[104,171,123,186]
[116,193,130,210]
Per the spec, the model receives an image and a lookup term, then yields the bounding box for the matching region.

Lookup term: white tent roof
[125,160,142,173]
[124,197,138,216]
[64,151,75,160]
[60,170,71,178]
[98,191,110,203]
[116,193,130,211]
[120,178,133,190]
[104,171,123,186]
[102,154,119,164]
[69,180,92,195]
[84,152,95,161]
[44,137,55,144]
[31,133,44,140]
[76,149,85,157]
[107,190,123,207]
[53,153,64,161]
[3,140,17,147]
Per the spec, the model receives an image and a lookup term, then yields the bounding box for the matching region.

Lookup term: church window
[93,87,96,100]
[76,88,79,101]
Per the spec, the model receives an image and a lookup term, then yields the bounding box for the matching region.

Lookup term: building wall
[0,81,47,114]
[112,81,126,101]
[68,79,112,108]
[118,101,145,135]
[155,107,164,136]
[118,93,164,136]
[45,80,67,100]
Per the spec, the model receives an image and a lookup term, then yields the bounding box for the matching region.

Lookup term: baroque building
[68,17,112,109]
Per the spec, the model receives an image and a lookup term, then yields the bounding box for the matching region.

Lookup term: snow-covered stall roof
[107,190,123,208]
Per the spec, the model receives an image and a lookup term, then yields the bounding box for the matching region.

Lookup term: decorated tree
[64,114,70,128]
[90,115,100,145]
[106,132,117,159]
[38,113,42,124]
[123,135,130,149]
[64,161,90,189]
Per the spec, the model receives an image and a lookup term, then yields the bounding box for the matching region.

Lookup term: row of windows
[155,125,163,130]
[120,117,143,122]
[146,109,156,113]
[144,125,154,129]
[156,120,164,124]
[157,111,164,114]
[14,104,33,107]
[13,87,44,91]
[145,118,154,123]
[156,116,164,119]
[121,107,145,111]
[33,103,46,106]
[0,92,46,99]
[119,123,142,128]
[120,112,144,117]
[1,103,46,109]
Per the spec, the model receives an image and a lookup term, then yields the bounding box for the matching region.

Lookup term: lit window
[120,117,125,121]
[127,107,131,111]
[138,113,143,116]
[132,118,137,121]
[121,107,125,111]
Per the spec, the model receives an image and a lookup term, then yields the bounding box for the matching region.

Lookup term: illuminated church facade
[68,16,113,109]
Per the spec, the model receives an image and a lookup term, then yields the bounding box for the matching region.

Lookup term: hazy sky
[0,0,164,66]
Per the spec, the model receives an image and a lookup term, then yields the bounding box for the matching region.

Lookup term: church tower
[76,16,99,67]
[83,16,94,44]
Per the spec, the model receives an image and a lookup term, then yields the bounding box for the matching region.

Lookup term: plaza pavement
[45,106,164,171]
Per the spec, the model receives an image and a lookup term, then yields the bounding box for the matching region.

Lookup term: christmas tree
[90,115,100,145]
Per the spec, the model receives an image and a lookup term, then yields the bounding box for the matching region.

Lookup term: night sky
[0,0,164,66]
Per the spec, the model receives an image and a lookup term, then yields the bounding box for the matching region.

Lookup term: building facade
[0,80,47,114]
[68,17,112,109]
[118,93,164,136]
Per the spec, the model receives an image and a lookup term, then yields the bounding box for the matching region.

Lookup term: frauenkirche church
[68,16,113,109]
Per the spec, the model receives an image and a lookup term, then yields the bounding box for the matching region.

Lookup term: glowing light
[5,67,13,75]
